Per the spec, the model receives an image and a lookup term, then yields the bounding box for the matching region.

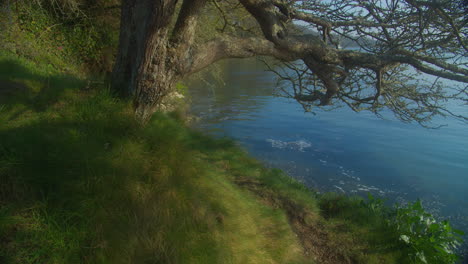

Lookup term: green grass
[1,2,464,262]
[1,52,462,263]
[0,1,119,76]
[0,53,307,263]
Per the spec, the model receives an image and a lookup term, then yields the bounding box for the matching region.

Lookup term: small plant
[175,82,188,95]
[393,200,463,264]
[364,193,385,214]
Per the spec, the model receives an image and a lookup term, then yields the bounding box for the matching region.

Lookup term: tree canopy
[112,0,468,125]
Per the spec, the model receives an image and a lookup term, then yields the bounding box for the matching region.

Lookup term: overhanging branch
[185,36,298,75]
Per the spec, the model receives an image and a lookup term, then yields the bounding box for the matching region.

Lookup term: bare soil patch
[235,178,356,264]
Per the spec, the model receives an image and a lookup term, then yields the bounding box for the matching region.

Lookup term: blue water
[188,60,468,256]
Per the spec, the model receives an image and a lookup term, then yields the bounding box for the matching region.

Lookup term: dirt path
[235,178,355,264]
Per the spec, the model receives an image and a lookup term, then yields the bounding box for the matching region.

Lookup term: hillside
[0,1,463,263]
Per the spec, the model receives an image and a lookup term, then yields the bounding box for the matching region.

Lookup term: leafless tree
[111,0,468,125]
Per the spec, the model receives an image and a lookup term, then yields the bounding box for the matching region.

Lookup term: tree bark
[110,0,467,125]
[111,0,178,123]
[112,0,211,123]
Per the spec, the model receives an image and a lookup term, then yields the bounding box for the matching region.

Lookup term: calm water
[188,60,468,256]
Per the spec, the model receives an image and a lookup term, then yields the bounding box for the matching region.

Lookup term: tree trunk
[111,0,178,123]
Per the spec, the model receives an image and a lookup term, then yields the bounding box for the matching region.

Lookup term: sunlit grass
[0,53,308,263]
[2,52,459,263]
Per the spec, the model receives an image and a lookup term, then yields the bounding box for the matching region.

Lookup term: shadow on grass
[0,91,228,263]
[0,58,86,113]
[0,103,134,262]
[0,51,234,262]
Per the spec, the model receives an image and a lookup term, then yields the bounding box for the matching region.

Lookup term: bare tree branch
[185,36,299,75]
[223,0,467,125]
[124,0,467,124]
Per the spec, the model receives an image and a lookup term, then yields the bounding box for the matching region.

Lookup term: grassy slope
[0,53,305,263]
[0,51,411,264]
[2,2,465,262]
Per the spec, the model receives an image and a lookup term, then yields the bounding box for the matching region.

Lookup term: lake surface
[188,60,468,257]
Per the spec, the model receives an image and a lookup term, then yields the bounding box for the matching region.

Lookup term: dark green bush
[393,200,464,263]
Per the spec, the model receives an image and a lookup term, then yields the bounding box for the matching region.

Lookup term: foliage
[0,0,119,74]
[175,82,188,95]
[364,192,386,215]
[392,200,464,264]
[318,193,404,262]
[319,193,465,263]
[359,193,465,263]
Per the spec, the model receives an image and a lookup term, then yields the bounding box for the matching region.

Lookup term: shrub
[392,200,464,263]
